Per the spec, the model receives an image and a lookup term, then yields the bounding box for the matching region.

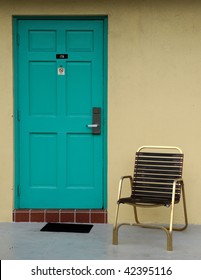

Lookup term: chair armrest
[117,175,133,200]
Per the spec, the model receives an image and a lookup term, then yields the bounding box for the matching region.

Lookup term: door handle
[87,107,101,134]
[87,124,99,128]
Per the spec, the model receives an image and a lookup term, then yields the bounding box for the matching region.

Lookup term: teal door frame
[13,16,108,209]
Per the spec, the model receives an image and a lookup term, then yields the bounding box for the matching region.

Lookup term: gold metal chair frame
[113,146,188,251]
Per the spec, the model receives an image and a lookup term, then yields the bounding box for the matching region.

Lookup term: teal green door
[17,19,106,208]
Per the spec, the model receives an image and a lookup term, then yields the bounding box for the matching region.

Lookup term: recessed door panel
[29,133,58,188]
[66,62,92,116]
[29,62,57,116]
[29,30,57,52]
[66,30,94,52]
[66,134,94,188]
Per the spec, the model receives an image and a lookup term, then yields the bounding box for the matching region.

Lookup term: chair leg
[166,202,175,251]
[164,188,188,251]
[113,203,120,245]
[167,231,173,251]
[133,205,173,251]
[181,184,188,230]
[166,185,188,232]
[133,206,140,224]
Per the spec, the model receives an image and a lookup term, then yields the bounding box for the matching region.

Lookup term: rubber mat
[40,223,93,233]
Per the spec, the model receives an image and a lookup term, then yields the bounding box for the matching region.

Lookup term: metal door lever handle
[87,124,99,128]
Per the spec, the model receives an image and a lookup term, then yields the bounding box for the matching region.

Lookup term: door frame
[13,16,108,209]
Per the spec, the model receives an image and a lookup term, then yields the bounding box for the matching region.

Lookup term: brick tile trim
[13,209,107,223]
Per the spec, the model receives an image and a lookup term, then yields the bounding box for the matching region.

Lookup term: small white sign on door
[58,67,65,75]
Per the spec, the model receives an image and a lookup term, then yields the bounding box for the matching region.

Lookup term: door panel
[29,62,57,116]
[17,19,105,209]
[29,30,57,52]
[66,30,94,52]
[66,134,94,188]
[29,133,58,188]
[66,62,92,116]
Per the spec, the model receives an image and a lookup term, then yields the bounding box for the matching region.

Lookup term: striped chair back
[132,151,184,205]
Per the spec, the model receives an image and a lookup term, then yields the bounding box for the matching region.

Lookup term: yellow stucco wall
[1,0,201,224]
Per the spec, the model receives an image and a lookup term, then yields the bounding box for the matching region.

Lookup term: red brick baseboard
[13,209,107,223]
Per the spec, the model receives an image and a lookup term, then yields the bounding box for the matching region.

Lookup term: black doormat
[40,223,93,233]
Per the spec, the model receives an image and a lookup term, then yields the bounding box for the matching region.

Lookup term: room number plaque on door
[58,67,65,75]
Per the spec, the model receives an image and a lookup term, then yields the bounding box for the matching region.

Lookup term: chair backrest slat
[132,151,184,205]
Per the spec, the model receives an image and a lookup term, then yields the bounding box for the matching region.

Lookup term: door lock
[87,107,101,134]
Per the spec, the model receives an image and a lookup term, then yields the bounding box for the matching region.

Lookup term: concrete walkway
[0,223,200,260]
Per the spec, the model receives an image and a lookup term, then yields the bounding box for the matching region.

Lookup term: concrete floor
[0,223,200,260]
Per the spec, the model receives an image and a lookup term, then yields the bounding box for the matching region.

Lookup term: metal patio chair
[112,146,188,251]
